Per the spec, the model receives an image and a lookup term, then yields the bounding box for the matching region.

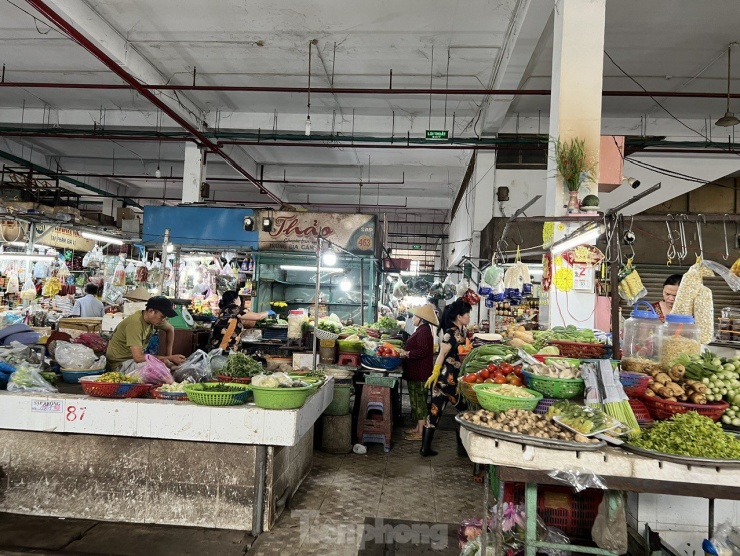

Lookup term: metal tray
[621,443,740,468]
[455,414,606,451]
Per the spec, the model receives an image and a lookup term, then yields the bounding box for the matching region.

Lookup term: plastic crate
[365,373,398,388]
[262,326,289,341]
[638,394,728,422]
[533,397,558,415]
[547,341,611,359]
[504,482,603,539]
[619,372,651,397]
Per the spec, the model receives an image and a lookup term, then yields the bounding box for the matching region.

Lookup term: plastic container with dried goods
[659,314,701,367]
[622,301,662,373]
[287,310,304,339]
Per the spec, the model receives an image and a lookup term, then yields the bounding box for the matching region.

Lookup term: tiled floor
[248,428,483,555]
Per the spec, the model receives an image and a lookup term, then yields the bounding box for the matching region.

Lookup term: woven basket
[80,380,151,399]
[473,383,542,412]
[459,380,479,405]
[638,394,728,422]
[547,341,611,359]
[314,328,340,341]
[184,383,250,406]
[619,372,651,397]
[522,371,585,399]
[628,398,653,425]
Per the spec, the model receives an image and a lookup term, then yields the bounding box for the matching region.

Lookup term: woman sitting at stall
[401,304,439,441]
[420,298,472,457]
[209,290,274,352]
[652,274,683,321]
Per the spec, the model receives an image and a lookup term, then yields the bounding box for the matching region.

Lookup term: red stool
[357,384,393,452]
[337,352,361,367]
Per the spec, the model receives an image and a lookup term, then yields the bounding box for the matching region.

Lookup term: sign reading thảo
[257,212,375,255]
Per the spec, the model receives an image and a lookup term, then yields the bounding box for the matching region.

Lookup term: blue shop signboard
[142,206,258,248]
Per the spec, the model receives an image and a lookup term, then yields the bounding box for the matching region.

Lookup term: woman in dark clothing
[420,298,472,457]
[401,304,439,441]
[209,291,273,352]
[652,274,682,321]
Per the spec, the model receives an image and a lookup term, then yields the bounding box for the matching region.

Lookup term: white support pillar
[542,0,606,329]
[182,143,206,204]
[470,153,497,264]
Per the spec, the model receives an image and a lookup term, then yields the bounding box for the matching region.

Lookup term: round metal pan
[456,414,606,451]
[621,443,740,468]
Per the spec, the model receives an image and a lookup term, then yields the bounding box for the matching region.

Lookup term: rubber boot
[456,426,468,458]
[420,427,438,457]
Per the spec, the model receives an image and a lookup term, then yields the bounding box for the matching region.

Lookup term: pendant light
[715,43,740,127]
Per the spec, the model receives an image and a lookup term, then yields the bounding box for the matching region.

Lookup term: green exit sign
[412,244,422,250]
[425,130,448,140]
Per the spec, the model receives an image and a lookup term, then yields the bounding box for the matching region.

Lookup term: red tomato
[500,363,513,373]
[493,375,507,384]
[484,378,495,383]
[493,370,506,378]
[509,377,523,387]
[476,376,484,383]
[465,374,477,383]
[479,369,490,379]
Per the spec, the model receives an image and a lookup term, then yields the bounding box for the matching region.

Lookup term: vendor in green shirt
[106,296,187,371]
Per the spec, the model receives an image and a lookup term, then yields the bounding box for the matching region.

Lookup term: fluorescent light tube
[280,265,344,273]
[6,242,47,249]
[551,227,602,255]
[80,231,124,245]
[0,254,55,262]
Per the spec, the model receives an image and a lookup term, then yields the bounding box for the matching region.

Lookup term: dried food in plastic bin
[591,491,627,554]
[172,350,211,383]
[55,342,98,369]
[7,362,57,393]
[547,466,607,493]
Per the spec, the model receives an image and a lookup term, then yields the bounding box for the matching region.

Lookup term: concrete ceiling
[1,0,739,254]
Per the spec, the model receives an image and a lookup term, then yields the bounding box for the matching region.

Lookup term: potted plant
[552,137,596,214]
[580,194,600,212]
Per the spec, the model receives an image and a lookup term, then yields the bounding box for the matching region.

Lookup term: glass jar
[659,314,701,368]
[621,301,662,373]
[287,310,305,339]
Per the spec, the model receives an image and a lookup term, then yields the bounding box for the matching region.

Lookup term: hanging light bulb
[305,116,312,136]
[340,277,352,292]
[155,166,162,178]
[322,249,336,266]
[166,243,174,253]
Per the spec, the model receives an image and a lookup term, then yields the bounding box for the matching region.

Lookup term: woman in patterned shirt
[209,291,273,352]
[420,298,472,457]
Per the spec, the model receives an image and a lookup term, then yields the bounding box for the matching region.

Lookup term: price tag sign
[64,401,87,423]
[572,263,594,292]
[31,399,63,413]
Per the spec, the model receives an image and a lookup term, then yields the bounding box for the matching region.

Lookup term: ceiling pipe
[24,0,282,205]
[3,81,740,99]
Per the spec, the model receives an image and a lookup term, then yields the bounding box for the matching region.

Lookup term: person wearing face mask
[652,274,683,321]
[420,298,472,457]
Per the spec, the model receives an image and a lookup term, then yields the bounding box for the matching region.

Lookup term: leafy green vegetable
[371,316,399,330]
[317,319,342,334]
[221,353,264,378]
[533,326,601,345]
[631,411,740,459]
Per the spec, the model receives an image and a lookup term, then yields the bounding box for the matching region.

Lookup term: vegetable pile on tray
[642,364,709,404]
[369,316,400,331]
[547,401,620,435]
[630,411,740,459]
[220,352,264,379]
[459,408,600,444]
[459,345,519,375]
[316,319,342,335]
[526,358,581,379]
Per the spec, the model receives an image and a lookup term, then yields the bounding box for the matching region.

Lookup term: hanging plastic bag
[135,264,149,284]
[20,276,37,301]
[547,467,607,493]
[520,262,532,296]
[392,278,408,299]
[6,270,19,295]
[591,491,628,554]
[57,260,71,280]
[456,278,470,298]
[172,350,212,383]
[617,259,647,306]
[703,259,740,292]
[694,285,714,344]
[112,259,126,286]
[483,264,504,288]
[7,362,57,393]
[442,275,456,300]
[462,289,481,306]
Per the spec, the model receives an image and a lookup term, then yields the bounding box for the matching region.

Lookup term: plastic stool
[337,352,361,367]
[357,384,392,452]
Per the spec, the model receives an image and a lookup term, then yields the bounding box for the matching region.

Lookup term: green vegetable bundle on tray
[631,411,740,460]
[221,352,264,378]
[459,345,520,375]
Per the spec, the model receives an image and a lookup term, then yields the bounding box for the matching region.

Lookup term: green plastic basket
[472,384,542,412]
[522,371,585,399]
[184,383,251,406]
[289,375,324,393]
[250,385,313,409]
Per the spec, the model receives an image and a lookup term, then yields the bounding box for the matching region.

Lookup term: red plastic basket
[503,482,602,539]
[80,380,152,399]
[547,341,611,359]
[638,394,728,422]
[628,398,653,425]
[619,372,651,397]
[215,374,251,384]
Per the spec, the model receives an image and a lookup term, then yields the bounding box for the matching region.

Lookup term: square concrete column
[182,142,206,204]
[541,0,606,329]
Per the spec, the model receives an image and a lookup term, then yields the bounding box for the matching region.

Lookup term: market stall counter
[0,377,333,534]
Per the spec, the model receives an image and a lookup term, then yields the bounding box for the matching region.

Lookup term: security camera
[628,177,641,189]
[243,216,255,231]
